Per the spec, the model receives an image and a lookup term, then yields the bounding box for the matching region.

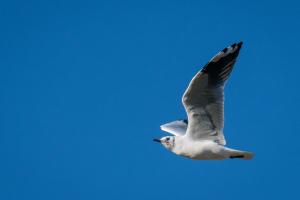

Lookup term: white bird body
[173,137,229,160]
[154,42,254,160]
[162,135,252,160]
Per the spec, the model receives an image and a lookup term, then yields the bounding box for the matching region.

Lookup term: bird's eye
[166,137,170,141]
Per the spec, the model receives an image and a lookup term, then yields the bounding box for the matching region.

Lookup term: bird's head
[153,136,175,150]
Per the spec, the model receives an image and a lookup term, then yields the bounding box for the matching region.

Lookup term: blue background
[1,0,300,199]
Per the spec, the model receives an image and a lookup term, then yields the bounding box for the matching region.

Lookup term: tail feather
[242,151,254,160]
[229,150,254,160]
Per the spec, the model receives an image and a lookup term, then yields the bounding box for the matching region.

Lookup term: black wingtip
[202,41,244,86]
[231,41,243,49]
[237,41,243,47]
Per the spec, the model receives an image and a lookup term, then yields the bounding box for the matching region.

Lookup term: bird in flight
[153,42,253,160]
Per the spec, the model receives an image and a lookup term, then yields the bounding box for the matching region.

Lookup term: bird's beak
[153,138,161,143]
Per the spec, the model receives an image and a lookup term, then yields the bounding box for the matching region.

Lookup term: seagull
[153,42,253,160]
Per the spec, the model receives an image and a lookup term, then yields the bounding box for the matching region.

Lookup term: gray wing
[160,120,188,136]
[182,42,243,145]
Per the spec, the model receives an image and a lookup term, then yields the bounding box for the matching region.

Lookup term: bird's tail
[228,149,254,160]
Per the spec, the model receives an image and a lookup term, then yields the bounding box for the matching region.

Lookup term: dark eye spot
[166,137,170,141]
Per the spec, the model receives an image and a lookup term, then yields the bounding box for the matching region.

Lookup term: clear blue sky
[1,0,300,199]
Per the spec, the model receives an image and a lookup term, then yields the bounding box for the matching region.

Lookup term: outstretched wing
[182,42,243,145]
[160,119,188,136]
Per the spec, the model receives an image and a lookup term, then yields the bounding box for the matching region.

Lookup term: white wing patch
[160,120,188,136]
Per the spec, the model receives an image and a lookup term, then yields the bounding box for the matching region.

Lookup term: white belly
[174,140,230,160]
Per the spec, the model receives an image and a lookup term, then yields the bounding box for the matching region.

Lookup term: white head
[153,136,175,150]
